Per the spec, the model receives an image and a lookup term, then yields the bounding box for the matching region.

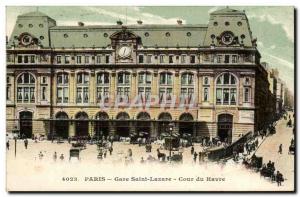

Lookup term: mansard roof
[7,8,256,49]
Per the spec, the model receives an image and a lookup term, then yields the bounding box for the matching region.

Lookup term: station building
[6,8,271,142]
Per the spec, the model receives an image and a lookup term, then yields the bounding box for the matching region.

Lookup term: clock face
[118,46,132,58]
[221,32,234,45]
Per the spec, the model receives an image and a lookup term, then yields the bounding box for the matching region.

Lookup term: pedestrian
[38,151,44,160]
[53,152,57,161]
[191,146,194,155]
[193,152,198,162]
[6,140,9,150]
[60,154,64,161]
[198,151,202,163]
[24,139,28,149]
[103,150,107,158]
[109,147,113,155]
[278,144,282,154]
[276,171,284,186]
[140,157,145,164]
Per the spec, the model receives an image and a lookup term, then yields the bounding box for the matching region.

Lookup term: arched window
[138,72,152,102]
[76,72,89,103]
[96,72,109,103]
[57,73,69,103]
[117,72,131,103]
[216,73,237,105]
[159,72,173,103]
[17,73,35,103]
[180,73,194,104]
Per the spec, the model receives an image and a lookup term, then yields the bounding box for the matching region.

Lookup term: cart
[69,148,80,161]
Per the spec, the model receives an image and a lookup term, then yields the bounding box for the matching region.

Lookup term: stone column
[69,70,75,104]
[173,70,180,105]
[110,71,116,106]
[151,70,158,105]
[90,70,95,105]
[69,121,75,137]
[130,70,137,104]
[109,121,116,136]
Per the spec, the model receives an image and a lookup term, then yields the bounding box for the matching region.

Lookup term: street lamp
[168,122,175,160]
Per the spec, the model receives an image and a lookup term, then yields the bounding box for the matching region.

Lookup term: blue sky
[6,6,294,92]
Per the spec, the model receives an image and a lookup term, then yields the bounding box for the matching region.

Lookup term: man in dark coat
[191,146,194,155]
[278,144,282,154]
[6,140,9,150]
[24,139,28,149]
[276,171,284,186]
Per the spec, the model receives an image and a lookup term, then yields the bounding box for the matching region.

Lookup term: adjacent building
[6,8,271,142]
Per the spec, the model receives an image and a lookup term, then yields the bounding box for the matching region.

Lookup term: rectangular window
[18,56,22,63]
[76,87,82,103]
[169,55,173,63]
[146,55,152,63]
[24,56,29,63]
[6,86,10,100]
[217,55,222,63]
[96,56,101,64]
[159,55,164,63]
[65,56,70,64]
[105,55,110,63]
[232,55,238,63]
[203,87,209,102]
[76,56,82,64]
[42,77,47,84]
[223,88,229,104]
[85,56,90,64]
[231,89,237,104]
[216,88,222,104]
[181,55,186,63]
[57,56,62,64]
[224,55,230,63]
[41,86,46,100]
[139,55,144,63]
[244,87,250,102]
[30,55,35,63]
[83,87,89,103]
[63,87,68,103]
[190,55,196,63]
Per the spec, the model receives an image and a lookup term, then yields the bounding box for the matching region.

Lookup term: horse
[157,149,166,161]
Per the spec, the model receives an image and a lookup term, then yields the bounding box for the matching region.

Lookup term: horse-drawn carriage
[145,143,152,152]
[164,136,180,150]
[260,167,275,180]
[72,141,86,150]
[169,152,183,163]
[69,148,80,161]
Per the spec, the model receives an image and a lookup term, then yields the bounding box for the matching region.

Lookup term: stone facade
[6,8,271,142]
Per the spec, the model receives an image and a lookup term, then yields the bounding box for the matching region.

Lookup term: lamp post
[168,122,175,160]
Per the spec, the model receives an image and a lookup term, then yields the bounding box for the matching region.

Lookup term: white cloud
[247,9,294,43]
[270,45,276,49]
[84,7,185,25]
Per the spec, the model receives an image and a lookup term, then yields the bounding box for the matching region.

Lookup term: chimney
[78,22,84,26]
[137,20,143,25]
[177,19,182,25]
[117,20,123,25]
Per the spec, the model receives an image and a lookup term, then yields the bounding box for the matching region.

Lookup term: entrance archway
[116,112,130,137]
[19,111,33,138]
[136,112,151,137]
[55,112,69,139]
[217,114,233,143]
[158,112,172,136]
[94,112,109,138]
[179,113,194,136]
[75,112,89,137]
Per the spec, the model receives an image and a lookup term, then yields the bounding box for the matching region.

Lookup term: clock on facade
[118,46,132,58]
[20,34,33,46]
[221,32,234,45]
